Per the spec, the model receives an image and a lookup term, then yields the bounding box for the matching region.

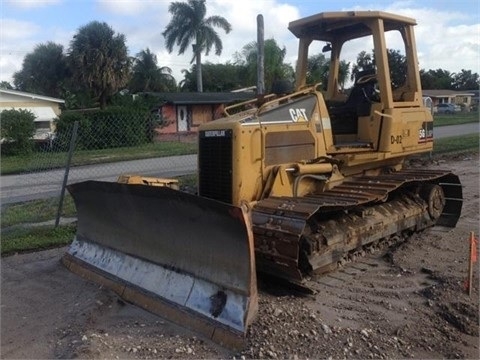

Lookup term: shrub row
[0,109,36,156]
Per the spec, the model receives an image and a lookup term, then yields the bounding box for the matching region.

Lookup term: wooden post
[257,14,265,96]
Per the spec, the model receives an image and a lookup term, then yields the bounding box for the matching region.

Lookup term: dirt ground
[1,153,479,359]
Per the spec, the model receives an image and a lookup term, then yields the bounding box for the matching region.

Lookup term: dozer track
[252,169,462,283]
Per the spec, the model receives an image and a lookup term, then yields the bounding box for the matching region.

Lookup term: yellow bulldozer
[62,11,462,349]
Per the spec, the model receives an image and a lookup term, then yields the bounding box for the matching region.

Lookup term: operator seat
[329,69,377,135]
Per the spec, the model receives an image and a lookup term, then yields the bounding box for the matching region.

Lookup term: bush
[55,107,156,150]
[0,109,35,156]
[53,111,90,149]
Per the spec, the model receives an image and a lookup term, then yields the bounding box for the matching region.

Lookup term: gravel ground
[1,153,478,359]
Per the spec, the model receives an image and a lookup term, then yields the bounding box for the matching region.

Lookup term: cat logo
[289,108,308,122]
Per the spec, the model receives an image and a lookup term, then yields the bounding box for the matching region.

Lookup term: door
[177,106,188,132]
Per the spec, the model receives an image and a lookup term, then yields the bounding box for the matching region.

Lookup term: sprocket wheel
[420,184,446,221]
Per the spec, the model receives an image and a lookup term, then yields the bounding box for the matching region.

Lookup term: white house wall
[0,91,65,140]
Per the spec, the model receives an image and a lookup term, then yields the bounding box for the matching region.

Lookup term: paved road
[434,122,479,138]
[1,122,478,205]
[1,154,196,205]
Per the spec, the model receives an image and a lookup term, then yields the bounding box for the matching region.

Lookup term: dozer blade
[62,181,258,349]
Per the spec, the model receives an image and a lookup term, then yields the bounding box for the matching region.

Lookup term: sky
[1,0,479,86]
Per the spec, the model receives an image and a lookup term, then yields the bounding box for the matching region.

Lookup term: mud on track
[1,154,479,359]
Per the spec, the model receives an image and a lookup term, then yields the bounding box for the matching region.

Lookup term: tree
[238,38,294,92]
[0,81,14,89]
[0,109,35,155]
[338,61,351,91]
[12,42,69,98]
[68,21,130,109]
[179,68,195,91]
[305,54,350,91]
[306,53,329,87]
[350,51,374,82]
[420,69,453,89]
[179,62,245,91]
[162,0,232,92]
[452,69,480,90]
[129,48,176,93]
[351,49,406,89]
[385,49,407,89]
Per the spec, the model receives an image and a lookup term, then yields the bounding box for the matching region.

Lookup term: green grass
[1,195,76,229]
[1,225,76,256]
[177,173,198,189]
[433,133,480,154]
[434,112,479,127]
[1,141,197,175]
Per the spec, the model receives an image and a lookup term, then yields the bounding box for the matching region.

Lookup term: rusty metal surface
[252,169,462,282]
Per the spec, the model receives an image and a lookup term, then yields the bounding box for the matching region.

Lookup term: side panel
[264,130,316,166]
[378,108,433,154]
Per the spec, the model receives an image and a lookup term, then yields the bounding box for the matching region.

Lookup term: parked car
[436,103,461,114]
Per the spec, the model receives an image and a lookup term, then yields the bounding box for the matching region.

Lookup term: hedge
[55,107,156,150]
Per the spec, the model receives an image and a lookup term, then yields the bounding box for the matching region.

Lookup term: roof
[0,89,65,104]
[423,90,475,97]
[288,11,417,42]
[141,92,256,105]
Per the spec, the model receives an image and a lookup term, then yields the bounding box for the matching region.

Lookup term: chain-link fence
[1,113,199,230]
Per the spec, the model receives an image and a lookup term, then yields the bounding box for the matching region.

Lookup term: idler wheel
[420,184,445,220]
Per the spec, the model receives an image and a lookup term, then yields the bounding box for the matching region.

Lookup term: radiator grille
[198,130,233,204]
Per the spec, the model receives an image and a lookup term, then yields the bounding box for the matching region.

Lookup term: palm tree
[306,53,329,87]
[338,60,351,91]
[130,48,176,92]
[68,21,130,109]
[305,54,350,91]
[350,51,375,82]
[162,0,231,92]
[240,38,294,92]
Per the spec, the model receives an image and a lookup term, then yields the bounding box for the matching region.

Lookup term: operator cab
[289,11,424,153]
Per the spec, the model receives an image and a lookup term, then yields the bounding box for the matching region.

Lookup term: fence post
[55,121,79,228]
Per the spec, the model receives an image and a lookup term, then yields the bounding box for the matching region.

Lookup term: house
[0,89,64,142]
[141,92,256,141]
[422,89,475,112]
[468,90,479,111]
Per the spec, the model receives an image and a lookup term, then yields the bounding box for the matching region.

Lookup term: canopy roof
[288,11,416,42]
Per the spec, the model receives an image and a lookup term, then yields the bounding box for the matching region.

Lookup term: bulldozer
[62,11,462,349]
